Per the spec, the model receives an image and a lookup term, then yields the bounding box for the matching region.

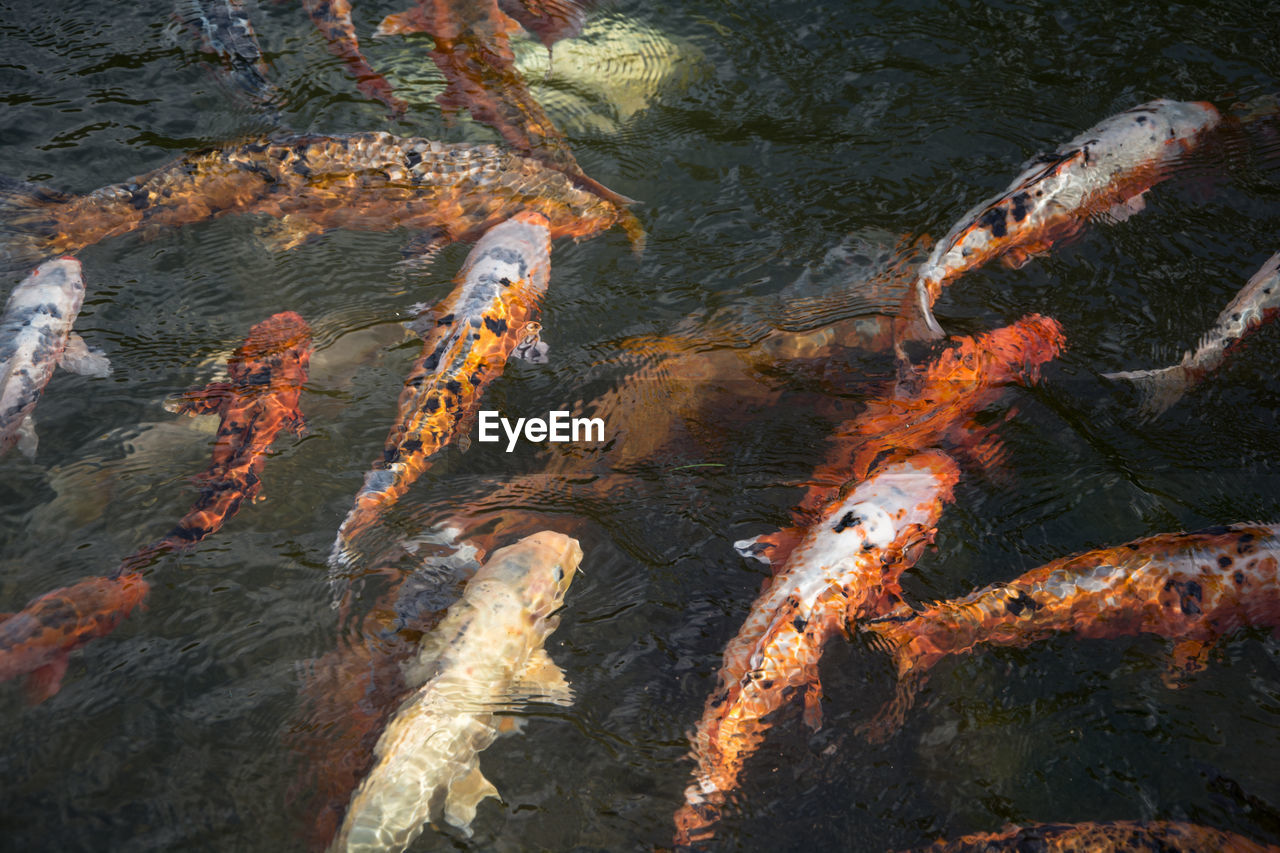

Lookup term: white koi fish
[0,257,110,459]
[1105,250,1280,416]
[330,530,581,853]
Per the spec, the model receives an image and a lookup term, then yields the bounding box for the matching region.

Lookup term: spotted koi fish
[328,212,551,584]
[899,99,1222,342]
[1105,250,1280,417]
[301,0,408,117]
[674,451,960,846]
[862,523,1280,739]
[0,131,640,274]
[0,257,110,459]
[904,820,1280,852]
[331,530,581,852]
[0,311,310,701]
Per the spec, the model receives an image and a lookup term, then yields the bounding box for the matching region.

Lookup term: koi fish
[674,451,960,846]
[735,315,1063,572]
[371,0,635,209]
[177,0,284,117]
[150,309,311,554]
[904,821,1280,852]
[0,257,110,459]
[330,530,581,852]
[862,523,1280,739]
[899,99,1222,342]
[1105,250,1280,417]
[0,572,148,704]
[328,211,550,583]
[0,131,640,274]
[300,0,408,117]
[0,312,310,701]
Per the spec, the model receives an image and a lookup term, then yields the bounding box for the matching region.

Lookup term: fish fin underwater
[59,332,112,377]
[508,646,573,705]
[1103,362,1192,420]
[442,763,501,836]
[23,653,69,704]
[16,416,38,460]
[0,176,68,278]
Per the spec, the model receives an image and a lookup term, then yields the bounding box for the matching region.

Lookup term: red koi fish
[740,315,1064,572]
[328,212,551,582]
[0,312,311,701]
[371,0,633,210]
[1106,250,1280,417]
[904,821,1280,852]
[898,99,1222,342]
[300,0,408,117]
[862,523,1280,739]
[674,451,960,846]
[0,132,639,275]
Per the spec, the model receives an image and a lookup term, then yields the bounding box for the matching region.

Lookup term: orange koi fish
[0,131,639,274]
[904,820,1280,852]
[738,315,1064,572]
[0,312,311,701]
[1106,250,1280,417]
[371,0,630,208]
[0,572,149,704]
[329,212,551,582]
[899,99,1222,342]
[674,451,960,846]
[300,0,408,117]
[862,523,1280,738]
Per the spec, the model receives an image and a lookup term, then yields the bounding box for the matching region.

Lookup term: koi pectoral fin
[164,382,235,416]
[59,332,111,377]
[512,322,549,363]
[23,653,70,704]
[441,763,501,836]
[1101,191,1147,224]
[16,416,38,460]
[1164,637,1212,689]
[255,214,325,252]
[802,677,824,730]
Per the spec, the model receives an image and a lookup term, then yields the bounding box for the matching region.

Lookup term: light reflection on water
[1,0,1280,850]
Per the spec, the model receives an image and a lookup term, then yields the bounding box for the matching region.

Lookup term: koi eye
[553,564,564,582]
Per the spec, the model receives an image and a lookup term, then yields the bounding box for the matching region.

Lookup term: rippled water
[3,0,1280,850]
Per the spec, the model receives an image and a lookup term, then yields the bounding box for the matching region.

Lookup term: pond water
[2,0,1280,850]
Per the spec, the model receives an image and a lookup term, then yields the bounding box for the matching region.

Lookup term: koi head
[462,211,553,301]
[227,311,313,380]
[474,531,582,622]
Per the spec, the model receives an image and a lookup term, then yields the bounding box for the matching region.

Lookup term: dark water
[3,0,1280,850]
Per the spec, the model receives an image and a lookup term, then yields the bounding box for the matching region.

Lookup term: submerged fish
[330,530,581,852]
[0,131,640,274]
[1105,250,1280,417]
[904,820,1280,852]
[0,572,148,703]
[0,257,110,459]
[301,0,408,117]
[899,99,1222,342]
[674,451,960,846]
[862,522,1280,739]
[0,312,310,700]
[176,0,284,116]
[329,211,550,582]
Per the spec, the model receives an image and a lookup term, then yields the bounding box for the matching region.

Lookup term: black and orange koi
[904,820,1280,852]
[328,212,551,583]
[0,131,640,275]
[862,522,1280,739]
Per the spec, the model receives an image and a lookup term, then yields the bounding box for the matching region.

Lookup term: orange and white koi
[862,523,1280,738]
[330,530,580,852]
[1105,250,1280,416]
[904,820,1280,853]
[0,131,640,275]
[0,312,311,701]
[328,212,551,583]
[900,99,1222,341]
[674,451,960,846]
[0,257,110,459]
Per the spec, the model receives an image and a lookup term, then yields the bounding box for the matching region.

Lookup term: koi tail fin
[1103,362,1194,420]
[0,176,68,278]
